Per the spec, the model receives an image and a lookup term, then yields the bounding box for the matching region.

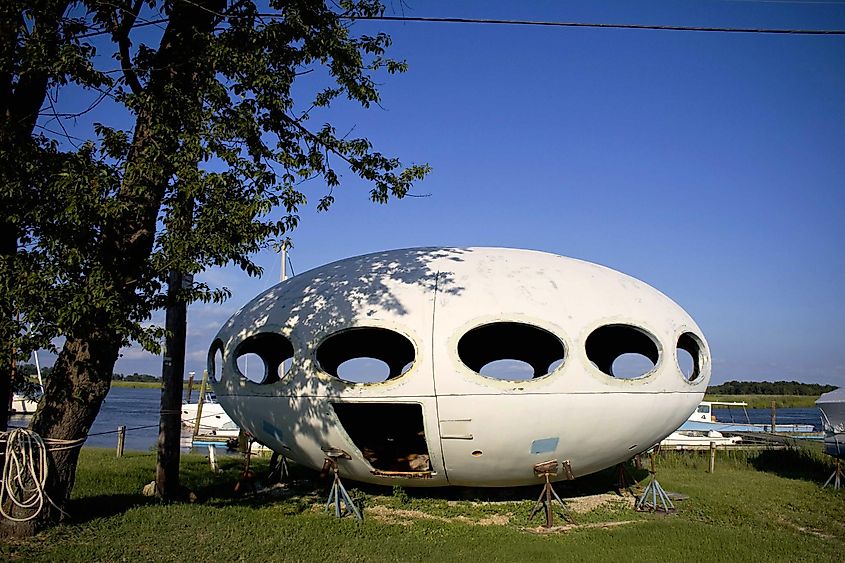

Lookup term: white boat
[660,429,742,449]
[816,388,844,459]
[10,392,40,415]
[10,352,44,416]
[181,391,240,437]
[679,401,816,434]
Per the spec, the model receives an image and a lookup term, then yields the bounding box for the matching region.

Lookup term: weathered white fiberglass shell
[210,247,710,487]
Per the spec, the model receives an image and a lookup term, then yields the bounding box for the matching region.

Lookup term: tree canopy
[0,0,428,536]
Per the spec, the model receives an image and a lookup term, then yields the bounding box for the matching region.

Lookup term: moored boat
[181,391,240,437]
[660,429,742,449]
[678,401,817,434]
[10,392,40,415]
[816,388,844,459]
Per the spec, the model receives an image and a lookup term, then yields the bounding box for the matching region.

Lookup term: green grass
[2,447,843,562]
[704,394,821,408]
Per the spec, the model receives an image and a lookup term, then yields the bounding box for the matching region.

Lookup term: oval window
[208,339,224,382]
[458,322,565,381]
[585,324,660,379]
[317,327,416,384]
[677,332,705,382]
[233,332,295,385]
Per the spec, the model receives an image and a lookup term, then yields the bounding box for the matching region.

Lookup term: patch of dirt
[567,493,634,514]
[365,506,511,527]
[779,518,835,540]
[366,506,453,526]
[524,520,643,534]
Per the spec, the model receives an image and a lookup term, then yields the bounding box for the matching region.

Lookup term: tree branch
[112,0,144,95]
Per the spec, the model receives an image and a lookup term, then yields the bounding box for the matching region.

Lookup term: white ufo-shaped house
[209,247,710,487]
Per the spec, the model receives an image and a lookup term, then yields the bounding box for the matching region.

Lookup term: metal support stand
[823,459,843,490]
[267,451,289,483]
[234,436,257,495]
[322,448,362,521]
[636,454,675,513]
[529,460,573,528]
[614,462,636,495]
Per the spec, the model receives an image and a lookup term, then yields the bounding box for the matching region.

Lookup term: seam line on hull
[430,270,450,483]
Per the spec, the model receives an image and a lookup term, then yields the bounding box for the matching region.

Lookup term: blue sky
[37,1,845,386]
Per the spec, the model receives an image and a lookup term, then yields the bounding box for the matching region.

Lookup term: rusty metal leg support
[614,462,635,495]
[324,459,362,521]
[529,471,572,528]
[822,459,842,490]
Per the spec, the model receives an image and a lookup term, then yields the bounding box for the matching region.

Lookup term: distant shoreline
[703,394,820,409]
[110,381,161,389]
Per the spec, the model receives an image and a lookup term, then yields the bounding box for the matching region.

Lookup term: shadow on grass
[748,444,836,483]
[69,494,155,523]
[69,450,653,524]
[197,457,652,514]
[655,443,836,485]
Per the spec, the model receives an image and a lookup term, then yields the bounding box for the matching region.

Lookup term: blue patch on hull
[530,437,559,454]
[262,420,284,441]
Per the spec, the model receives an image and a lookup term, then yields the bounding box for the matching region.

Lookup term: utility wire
[346,15,845,35]
[75,11,845,39]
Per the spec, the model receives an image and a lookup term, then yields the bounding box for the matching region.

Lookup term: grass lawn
[2,447,842,562]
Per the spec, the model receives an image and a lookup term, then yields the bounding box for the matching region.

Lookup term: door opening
[331,402,431,475]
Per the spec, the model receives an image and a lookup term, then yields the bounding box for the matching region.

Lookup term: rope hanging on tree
[0,428,85,523]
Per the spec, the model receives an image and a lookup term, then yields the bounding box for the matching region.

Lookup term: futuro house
[209,247,710,486]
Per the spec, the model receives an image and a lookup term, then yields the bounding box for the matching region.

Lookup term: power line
[346,15,845,35]
[74,11,845,40]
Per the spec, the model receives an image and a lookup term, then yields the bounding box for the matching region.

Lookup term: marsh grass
[703,394,821,408]
[2,446,842,562]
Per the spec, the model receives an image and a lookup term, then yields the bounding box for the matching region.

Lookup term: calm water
[11,386,203,452]
[86,386,163,451]
[713,407,822,429]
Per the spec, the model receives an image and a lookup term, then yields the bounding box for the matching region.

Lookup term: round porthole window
[585,324,660,379]
[316,327,416,384]
[677,332,706,382]
[458,322,565,381]
[233,332,294,384]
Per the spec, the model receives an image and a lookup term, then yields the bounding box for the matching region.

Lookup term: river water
[713,406,822,428]
[11,387,825,452]
[11,386,201,453]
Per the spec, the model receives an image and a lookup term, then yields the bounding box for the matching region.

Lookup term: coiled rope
[0,429,85,522]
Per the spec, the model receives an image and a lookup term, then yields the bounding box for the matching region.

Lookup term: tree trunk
[156,270,187,499]
[0,332,119,538]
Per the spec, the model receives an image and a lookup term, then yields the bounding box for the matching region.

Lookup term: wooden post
[193,369,209,438]
[208,444,220,473]
[116,425,126,458]
[185,371,195,403]
[709,441,716,473]
[155,269,191,499]
[770,401,777,433]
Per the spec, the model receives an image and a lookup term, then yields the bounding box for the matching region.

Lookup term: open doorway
[331,402,431,475]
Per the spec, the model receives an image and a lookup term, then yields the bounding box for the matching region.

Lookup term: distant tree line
[14,364,158,384]
[707,380,837,396]
[16,362,51,380]
[111,373,159,383]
